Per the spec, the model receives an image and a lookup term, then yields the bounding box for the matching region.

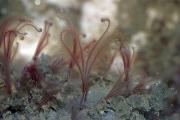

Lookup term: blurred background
[0,0,180,103]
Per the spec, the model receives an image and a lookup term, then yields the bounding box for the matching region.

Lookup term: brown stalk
[21,20,52,88]
[60,18,110,108]
[0,16,41,94]
[33,21,52,62]
[105,41,135,99]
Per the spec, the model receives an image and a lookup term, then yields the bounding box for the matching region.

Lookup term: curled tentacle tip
[16,42,19,46]
[15,31,27,37]
[101,18,110,22]
[47,33,50,37]
[81,33,86,38]
[22,32,28,35]
[45,20,53,26]
[38,28,43,32]
[49,22,53,26]
[20,36,25,40]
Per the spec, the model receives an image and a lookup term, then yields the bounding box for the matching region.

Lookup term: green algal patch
[86,82,174,120]
[0,54,67,119]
